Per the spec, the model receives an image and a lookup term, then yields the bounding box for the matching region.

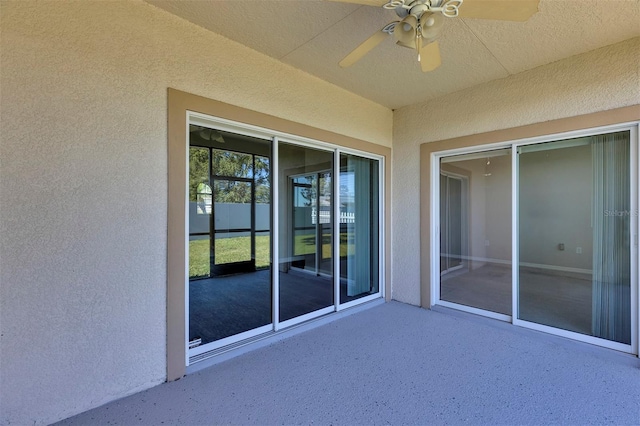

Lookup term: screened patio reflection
[188,125,384,354]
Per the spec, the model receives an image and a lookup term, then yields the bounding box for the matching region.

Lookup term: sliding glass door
[188,127,272,349]
[187,119,384,358]
[434,127,637,352]
[517,132,632,345]
[340,153,380,304]
[278,143,334,322]
[438,150,512,316]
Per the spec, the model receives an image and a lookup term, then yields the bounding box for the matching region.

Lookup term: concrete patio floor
[57,301,640,425]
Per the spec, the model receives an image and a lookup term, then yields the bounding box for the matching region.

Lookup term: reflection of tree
[299,183,315,207]
[189,148,270,204]
[297,174,331,207]
[215,181,250,203]
[189,148,209,201]
[254,156,270,204]
[319,175,331,206]
[212,150,252,179]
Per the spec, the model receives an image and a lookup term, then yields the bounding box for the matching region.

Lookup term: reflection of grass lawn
[189,236,270,278]
[294,233,354,258]
[189,239,211,278]
[189,233,355,278]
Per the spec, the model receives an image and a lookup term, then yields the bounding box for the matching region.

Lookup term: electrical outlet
[576,247,582,254]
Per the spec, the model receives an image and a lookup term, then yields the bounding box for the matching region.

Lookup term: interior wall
[519,144,593,270]
[445,154,512,270]
[465,160,489,269]
[0,1,392,425]
[485,154,512,263]
[392,37,640,305]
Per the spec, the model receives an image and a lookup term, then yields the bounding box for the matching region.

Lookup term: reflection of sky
[340,172,354,196]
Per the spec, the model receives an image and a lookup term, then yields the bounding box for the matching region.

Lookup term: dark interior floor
[189,268,373,346]
[441,263,592,336]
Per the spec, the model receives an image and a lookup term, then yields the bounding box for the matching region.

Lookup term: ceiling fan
[331,0,539,72]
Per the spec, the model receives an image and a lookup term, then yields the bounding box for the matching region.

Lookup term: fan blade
[326,0,388,6]
[419,41,441,72]
[458,0,539,21]
[339,30,388,68]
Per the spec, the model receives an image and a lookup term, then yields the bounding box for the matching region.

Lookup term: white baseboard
[519,262,592,275]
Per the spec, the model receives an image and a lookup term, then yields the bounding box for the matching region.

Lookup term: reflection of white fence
[193,202,355,231]
[340,212,355,224]
[312,208,354,224]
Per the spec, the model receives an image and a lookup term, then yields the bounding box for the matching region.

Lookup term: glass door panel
[188,126,272,349]
[518,132,631,344]
[339,154,379,303]
[439,150,512,316]
[278,143,334,322]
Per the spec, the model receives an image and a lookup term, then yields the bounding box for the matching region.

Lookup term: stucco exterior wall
[0,1,391,424]
[391,37,640,305]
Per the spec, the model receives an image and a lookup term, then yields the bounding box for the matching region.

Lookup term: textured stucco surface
[391,38,640,305]
[0,1,391,424]
[148,0,640,109]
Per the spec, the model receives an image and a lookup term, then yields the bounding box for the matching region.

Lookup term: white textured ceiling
[147,0,640,109]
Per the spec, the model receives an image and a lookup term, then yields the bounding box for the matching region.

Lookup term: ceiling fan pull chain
[416,25,422,62]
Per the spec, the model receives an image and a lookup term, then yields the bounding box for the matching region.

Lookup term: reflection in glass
[439,150,512,315]
[518,132,631,344]
[188,126,272,347]
[278,143,334,322]
[340,154,379,303]
[292,176,317,259]
[212,149,253,178]
[213,180,252,265]
[187,124,384,347]
[189,235,210,279]
[189,147,211,279]
[255,155,271,270]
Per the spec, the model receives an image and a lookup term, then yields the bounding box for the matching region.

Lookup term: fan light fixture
[334,0,539,72]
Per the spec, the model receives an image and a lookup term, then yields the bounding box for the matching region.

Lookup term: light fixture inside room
[484,158,492,177]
